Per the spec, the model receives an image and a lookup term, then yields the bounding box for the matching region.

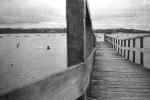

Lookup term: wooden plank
[67,0,85,66]
[105,34,150,40]
[67,0,94,99]
[0,1,95,100]
[89,42,150,100]
[67,0,94,64]
[0,63,85,100]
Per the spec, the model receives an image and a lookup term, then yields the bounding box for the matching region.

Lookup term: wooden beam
[66,0,85,66]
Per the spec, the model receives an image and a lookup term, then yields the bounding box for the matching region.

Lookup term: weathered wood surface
[105,34,150,68]
[0,48,95,100]
[106,34,150,40]
[67,0,94,67]
[67,0,85,66]
[89,42,150,100]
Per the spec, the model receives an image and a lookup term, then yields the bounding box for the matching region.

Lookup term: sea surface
[95,33,104,42]
[0,33,67,95]
[1,32,150,95]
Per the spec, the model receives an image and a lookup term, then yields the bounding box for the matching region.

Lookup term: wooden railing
[0,0,96,100]
[105,33,150,68]
[0,48,95,100]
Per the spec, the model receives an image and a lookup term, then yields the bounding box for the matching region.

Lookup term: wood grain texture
[88,42,150,100]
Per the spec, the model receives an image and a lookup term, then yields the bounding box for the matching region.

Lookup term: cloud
[0,0,66,28]
[88,0,150,30]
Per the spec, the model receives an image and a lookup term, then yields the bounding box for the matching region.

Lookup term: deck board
[88,42,150,100]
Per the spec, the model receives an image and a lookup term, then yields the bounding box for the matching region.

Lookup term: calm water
[95,33,104,41]
[0,33,67,95]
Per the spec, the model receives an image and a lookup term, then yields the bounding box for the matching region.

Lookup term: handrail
[105,34,150,67]
[106,34,150,40]
[0,0,95,100]
[0,48,96,100]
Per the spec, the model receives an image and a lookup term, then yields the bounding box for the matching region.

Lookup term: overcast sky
[0,0,150,30]
[0,0,66,28]
[88,0,150,30]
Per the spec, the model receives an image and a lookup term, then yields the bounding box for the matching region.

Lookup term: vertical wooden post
[104,34,106,42]
[122,40,124,56]
[67,0,93,100]
[123,40,126,57]
[128,39,130,47]
[113,38,115,49]
[115,38,116,49]
[127,50,130,60]
[116,39,117,51]
[133,39,136,63]
[115,39,117,49]
[66,0,85,99]
[123,49,126,57]
[66,0,85,66]
[133,51,135,63]
[85,3,94,58]
[118,39,119,53]
[128,39,130,60]
[133,38,136,48]
[120,40,123,56]
[124,40,126,47]
[140,37,144,65]
[117,39,119,53]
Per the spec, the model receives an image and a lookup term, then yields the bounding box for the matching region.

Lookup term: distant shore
[0,28,150,34]
[0,28,66,34]
[94,28,150,34]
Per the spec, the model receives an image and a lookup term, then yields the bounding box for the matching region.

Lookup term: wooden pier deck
[88,42,150,100]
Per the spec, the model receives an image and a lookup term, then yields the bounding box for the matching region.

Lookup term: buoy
[47,45,51,50]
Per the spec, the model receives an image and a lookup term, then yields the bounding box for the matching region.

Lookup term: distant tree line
[0,28,66,34]
[0,28,150,34]
[94,28,150,34]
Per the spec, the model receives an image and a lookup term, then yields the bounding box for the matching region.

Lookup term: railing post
[127,50,130,60]
[85,3,94,58]
[127,39,130,60]
[104,34,106,42]
[116,38,117,49]
[113,38,115,49]
[118,39,119,54]
[120,40,123,56]
[67,0,85,66]
[140,37,144,65]
[67,0,94,100]
[66,0,85,100]
[117,39,119,53]
[133,39,136,63]
[123,40,126,57]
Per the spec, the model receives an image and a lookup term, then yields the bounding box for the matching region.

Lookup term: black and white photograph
[0,0,150,100]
